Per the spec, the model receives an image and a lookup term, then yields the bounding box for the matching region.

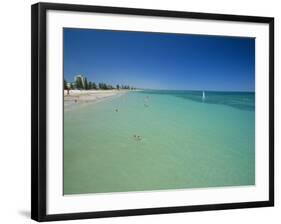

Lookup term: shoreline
[64,89,130,110]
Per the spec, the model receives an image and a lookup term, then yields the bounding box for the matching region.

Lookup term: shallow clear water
[64,90,255,195]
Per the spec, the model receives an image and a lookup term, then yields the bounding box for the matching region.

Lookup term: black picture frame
[31,2,274,222]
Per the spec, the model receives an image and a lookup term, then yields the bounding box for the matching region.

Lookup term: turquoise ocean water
[64,90,255,195]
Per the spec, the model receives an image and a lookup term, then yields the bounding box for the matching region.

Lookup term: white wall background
[0,0,279,223]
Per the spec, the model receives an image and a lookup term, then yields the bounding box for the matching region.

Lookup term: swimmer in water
[133,134,142,141]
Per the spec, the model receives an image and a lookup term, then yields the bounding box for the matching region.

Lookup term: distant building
[66,82,72,89]
[74,74,86,89]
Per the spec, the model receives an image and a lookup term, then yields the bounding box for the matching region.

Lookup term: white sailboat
[202,91,206,101]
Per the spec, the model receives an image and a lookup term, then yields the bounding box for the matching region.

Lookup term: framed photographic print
[31,2,274,222]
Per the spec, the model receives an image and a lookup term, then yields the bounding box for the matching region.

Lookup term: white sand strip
[64,90,129,110]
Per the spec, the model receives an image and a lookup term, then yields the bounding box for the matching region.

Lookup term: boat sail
[202,91,206,101]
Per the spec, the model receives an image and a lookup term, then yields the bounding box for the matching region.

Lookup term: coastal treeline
[64,75,135,90]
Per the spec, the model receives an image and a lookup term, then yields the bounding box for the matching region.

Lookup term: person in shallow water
[133,134,142,141]
[144,96,150,107]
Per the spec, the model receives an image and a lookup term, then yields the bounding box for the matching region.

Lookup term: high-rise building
[74,74,86,89]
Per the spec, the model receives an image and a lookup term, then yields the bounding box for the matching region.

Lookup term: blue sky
[64,28,255,91]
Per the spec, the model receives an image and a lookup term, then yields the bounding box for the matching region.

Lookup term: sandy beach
[64,89,128,110]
